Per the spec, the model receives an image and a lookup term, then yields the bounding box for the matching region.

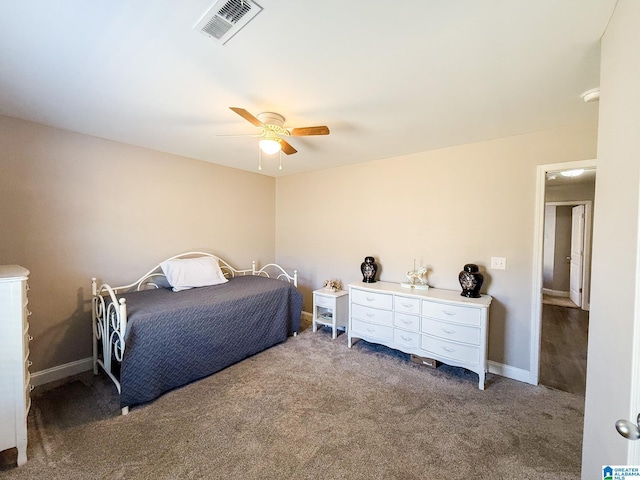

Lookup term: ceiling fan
[228,107,330,169]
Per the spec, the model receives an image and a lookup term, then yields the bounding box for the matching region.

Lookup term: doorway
[530,160,597,394]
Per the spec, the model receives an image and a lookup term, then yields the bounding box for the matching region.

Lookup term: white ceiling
[0,1,616,177]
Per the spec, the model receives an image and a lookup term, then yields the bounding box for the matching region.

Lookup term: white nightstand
[312,289,349,339]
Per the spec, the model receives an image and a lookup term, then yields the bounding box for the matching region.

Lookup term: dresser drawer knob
[441,346,456,353]
[366,297,376,302]
[401,319,412,324]
[401,335,412,341]
[443,310,456,316]
[402,303,413,308]
[441,328,456,335]
[366,327,375,333]
[366,313,375,317]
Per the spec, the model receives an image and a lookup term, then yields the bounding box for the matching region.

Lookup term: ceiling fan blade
[289,126,330,136]
[229,107,263,127]
[280,139,297,155]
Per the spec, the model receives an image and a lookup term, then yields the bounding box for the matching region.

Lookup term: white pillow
[159,256,228,292]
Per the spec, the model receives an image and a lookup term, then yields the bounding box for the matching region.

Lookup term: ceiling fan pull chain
[279,150,283,170]
[258,145,262,171]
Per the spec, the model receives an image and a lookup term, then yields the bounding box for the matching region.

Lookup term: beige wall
[276,124,597,370]
[582,0,640,473]
[0,115,276,372]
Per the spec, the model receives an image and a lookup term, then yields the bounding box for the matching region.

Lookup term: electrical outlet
[491,257,507,270]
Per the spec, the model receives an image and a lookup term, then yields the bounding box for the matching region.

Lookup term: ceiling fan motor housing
[257,112,285,127]
[257,112,289,136]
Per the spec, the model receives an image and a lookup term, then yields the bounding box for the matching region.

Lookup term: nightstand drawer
[421,301,481,326]
[422,317,480,345]
[314,294,334,308]
[394,296,420,315]
[394,312,420,332]
[351,289,393,310]
[351,318,393,342]
[351,303,393,327]
[421,335,479,365]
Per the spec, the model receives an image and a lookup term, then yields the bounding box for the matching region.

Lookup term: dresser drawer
[422,301,481,326]
[421,317,480,345]
[23,325,31,356]
[394,312,420,332]
[24,358,32,384]
[314,294,334,308]
[394,295,420,315]
[23,307,30,330]
[351,303,393,327]
[421,335,479,365]
[351,318,394,342]
[351,289,393,310]
[394,329,421,349]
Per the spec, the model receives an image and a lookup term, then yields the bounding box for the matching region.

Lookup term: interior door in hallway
[570,205,585,308]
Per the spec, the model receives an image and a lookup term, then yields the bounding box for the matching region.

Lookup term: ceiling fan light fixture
[560,168,585,178]
[259,138,281,155]
[580,87,600,103]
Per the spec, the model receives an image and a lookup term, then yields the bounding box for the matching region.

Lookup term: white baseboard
[301,311,312,324]
[542,288,570,298]
[488,360,532,385]
[31,357,93,387]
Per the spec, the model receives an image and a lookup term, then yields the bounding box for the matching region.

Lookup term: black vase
[361,256,378,283]
[459,264,483,298]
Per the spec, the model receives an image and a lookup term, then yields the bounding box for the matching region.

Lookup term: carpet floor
[0,324,584,479]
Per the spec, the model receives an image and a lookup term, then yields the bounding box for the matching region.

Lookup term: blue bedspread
[115,275,302,408]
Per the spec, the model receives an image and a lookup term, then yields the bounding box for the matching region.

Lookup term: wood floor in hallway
[539,303,589,396]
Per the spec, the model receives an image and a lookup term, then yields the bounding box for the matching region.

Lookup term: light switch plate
[491,257,507,270]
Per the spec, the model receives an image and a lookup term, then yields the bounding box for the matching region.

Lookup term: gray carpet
[0,323,584,479]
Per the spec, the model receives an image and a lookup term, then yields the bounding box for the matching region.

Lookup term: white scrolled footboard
[91,280,128,413]
[91,252,298,415]
[252,261,298,287]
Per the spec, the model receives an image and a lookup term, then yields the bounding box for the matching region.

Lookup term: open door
[570,205,585,308]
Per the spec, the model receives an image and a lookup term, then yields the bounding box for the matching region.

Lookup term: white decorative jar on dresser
[0,265,31,466]
[348,281,492,389]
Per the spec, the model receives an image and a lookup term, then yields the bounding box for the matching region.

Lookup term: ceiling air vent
[194,0,263,45]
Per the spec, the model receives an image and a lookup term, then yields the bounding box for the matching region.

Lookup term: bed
[91,252,302,415]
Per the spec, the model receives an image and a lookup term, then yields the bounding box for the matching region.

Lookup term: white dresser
[348,281,492,389]
[0,265,31,466]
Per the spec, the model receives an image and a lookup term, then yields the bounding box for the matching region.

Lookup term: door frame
[627,171,640,463]
[530,158,596,386]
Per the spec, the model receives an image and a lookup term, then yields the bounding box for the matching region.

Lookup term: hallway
[539,302,589,396]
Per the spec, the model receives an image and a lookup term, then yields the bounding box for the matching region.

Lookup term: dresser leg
[16,444,27,466]
[479,371,486,390]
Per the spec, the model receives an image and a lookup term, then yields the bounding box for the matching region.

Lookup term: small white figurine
[402,259,429,290]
